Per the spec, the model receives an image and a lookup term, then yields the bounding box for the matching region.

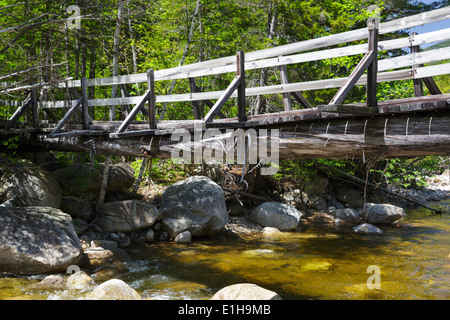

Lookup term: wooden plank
[116,90,152,133]
[291,92,312,108]
[203,75,241,123]
[31,88,38,128]
[317,104,379,115]
[109,129,158,139]
[236,51,247,122]
[189,78,202,119]
[329,50,376,105]
[51,97,83,134]
[423,77,442,95]
[367,25,379,108]
[47,130,106,138]
[410,32,424,97]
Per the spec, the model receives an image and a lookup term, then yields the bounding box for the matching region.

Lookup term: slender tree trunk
[110,2,124,121]
[96,155,112,211]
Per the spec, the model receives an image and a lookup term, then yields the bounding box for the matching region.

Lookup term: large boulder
[51,163,134,196]
[362,203,406,224]
[211,283,282,300]
[0,206,83,274]
[0,162,62,208]
[99,200,160,233]
[160,176,228,237]
[248,202,302,231]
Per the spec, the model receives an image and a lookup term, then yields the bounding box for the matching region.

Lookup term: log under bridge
[1,7,450,166]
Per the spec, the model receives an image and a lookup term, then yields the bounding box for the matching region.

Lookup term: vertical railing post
[147,69,156,129]
[236,51,247,122]
[31,88,38,128]
[279,64,292,111]
[189,78,202,120]
[409,32,424,97]
[366,21,378,108]
[81,76,89,129]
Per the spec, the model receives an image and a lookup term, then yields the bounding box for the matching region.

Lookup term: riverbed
[1,200,449,300]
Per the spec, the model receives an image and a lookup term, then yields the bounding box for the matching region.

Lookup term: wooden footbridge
[1,7,450,164]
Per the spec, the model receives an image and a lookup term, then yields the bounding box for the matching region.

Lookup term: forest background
[0,0,449,193]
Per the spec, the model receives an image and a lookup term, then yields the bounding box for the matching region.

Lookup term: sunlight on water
[1,201,449,300]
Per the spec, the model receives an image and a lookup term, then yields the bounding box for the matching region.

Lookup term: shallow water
[1,200,449,300]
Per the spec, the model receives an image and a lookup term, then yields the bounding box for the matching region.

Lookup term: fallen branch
[323,164,443,215]
[222,186,270,202]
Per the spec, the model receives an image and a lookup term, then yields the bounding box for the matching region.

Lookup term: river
[0,200,449,300]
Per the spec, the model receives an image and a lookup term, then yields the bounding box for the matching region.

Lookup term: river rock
[86,279,142,300]
[174,230,192,244]
[0,163,62,208]
[0,206,83,274]
[160,176,228,237]
[352,223,383,234]
[59,196,93,220]
[51,163,135,196]
[82,246,132,270]
[67,271,96,290]
[99,200,161,233]
[211,283,282,300]
[362,203,406,224]
[248,202,302,231]
[335,208,360,221]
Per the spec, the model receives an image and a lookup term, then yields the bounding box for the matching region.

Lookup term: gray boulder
[335,208,360,221]
[52,163,135,196]
[160,176,228,237]
[86,279,142,300]
[0,163,62,208]
[248,202,302,231]
[211,283,282,300]
[59,196,93,220]
[0,206,83,274]
[100,200,161,233]
[362,203,406,224]
[352,223,383,234]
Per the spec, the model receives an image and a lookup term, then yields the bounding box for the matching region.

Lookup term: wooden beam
[46,130,105,138]
[367,24,379,108]
[81,77,89,129]
[147,69,156,129]
[423,76,442,95]
[291,92,313,108]
[279,64,292,111]
[189,78,202,120]
[51,96,83,134]
[109,129,158,139]
[329,50,376,105]
[31,88,38,128]
[116,89,152,133]
[410,32,424,97]
[6,99,32,129]
[237,51,247,122]
[317,104,379,115]
[203,75,241,123]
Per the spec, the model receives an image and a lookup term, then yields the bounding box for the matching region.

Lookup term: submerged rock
[174,231,192,244]
[160,176,228,237]
[211,283,282,300]
[0,206,82,274]
[67,271,96,290]
[353,223,383,234]
[248,202,302,231]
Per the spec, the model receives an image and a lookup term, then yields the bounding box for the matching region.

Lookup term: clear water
[1,200,449,300]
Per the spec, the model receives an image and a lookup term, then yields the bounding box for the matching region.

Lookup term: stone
[36,275,67,290]
[335,208,360,221]
[248,202,302,231]
[174,231,192,244]
[66,271,96,290]
[336,187,364,208]
[59,196,93,220]
[211,283,282,300]
[0,163,62,208]
[160,176,228,237]
[100,200,161,233]
[90,240,118,250]
[362,203,406,224]
[51,163,135,196]
[83,247,132,270]
[86,279,142,300]
[352,223,383,234]
[0,206,83,274]
[144,229,154,242]
[262,227,281,235]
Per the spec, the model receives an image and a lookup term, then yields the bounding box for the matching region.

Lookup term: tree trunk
[110,2,124,121]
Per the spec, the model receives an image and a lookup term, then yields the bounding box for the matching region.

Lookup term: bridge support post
[81,77,90,129]
[147,69,156,129]
[366,21,378,108]
[237,50,247,122]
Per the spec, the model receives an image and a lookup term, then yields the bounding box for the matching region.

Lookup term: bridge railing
[1,6,449,135]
